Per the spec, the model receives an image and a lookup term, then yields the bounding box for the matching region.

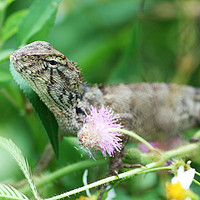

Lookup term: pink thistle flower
[78,106,123,157]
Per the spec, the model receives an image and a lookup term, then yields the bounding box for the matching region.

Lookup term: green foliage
[1,0,200,199]
[0,184,29,200]
[18,0,61,46]
[1,0,61,156]
[5,0,62,155]
[5,0,15,7]
[2,10,27,42]
[0,49,14,63]
[0,137,38,199]
[10,63,58,156]
[0,67,12,87]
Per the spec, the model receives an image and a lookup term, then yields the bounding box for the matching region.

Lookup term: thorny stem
[40,142,199,200]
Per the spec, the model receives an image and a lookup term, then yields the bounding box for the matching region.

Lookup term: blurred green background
[0,0,200,199]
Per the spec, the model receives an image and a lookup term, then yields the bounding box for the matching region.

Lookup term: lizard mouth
[10,54,16,63]
[10,54,24,74]
[10,54,19,71]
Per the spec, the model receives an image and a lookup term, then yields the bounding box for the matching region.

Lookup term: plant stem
[195,171,200,177]
[21,159,108,195]
[110,128,155,151]
[45,142,200,200]
[164,143,199,159]
[193,179,200,186]
[136,166,172,175]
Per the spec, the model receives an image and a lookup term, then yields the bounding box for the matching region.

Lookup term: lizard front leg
[97,114,133,200]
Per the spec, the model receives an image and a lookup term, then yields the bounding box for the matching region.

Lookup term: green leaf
[0,0,15,10]
[0,137,39,199]
[5,0,15,7]
[17,0,62,46]
[10,63,59,156]
[0,49,14,63]
[28,8,57,43]
[109,21,142,83]
[0,68,12,87]
[0,184,29,200]
[2,10,27,42]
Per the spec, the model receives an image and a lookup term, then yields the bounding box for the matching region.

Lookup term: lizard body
[10,41,200,199]
[10,41,200,141]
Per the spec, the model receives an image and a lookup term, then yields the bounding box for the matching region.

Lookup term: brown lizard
[10,41,200,197]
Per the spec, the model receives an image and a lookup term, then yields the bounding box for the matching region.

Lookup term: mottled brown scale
[10,41,200,198]
[11,41,200,140]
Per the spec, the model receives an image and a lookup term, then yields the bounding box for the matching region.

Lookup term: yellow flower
[165,165,198,200]
[76,195,97,200]
[166,182,188,200]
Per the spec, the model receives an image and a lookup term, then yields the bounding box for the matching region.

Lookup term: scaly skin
[10,41,200,140]
[10,41,200,198]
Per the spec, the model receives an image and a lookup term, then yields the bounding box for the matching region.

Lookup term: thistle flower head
[78,106,123,157]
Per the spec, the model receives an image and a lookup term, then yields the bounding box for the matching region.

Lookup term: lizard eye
[50,60,57,65]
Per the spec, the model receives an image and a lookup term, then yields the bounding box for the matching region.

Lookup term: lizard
[10,41,200,197]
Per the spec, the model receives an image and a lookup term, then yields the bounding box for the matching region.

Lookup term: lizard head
[10,41,82,109]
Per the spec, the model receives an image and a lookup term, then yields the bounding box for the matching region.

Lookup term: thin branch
[45,142,200,200]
